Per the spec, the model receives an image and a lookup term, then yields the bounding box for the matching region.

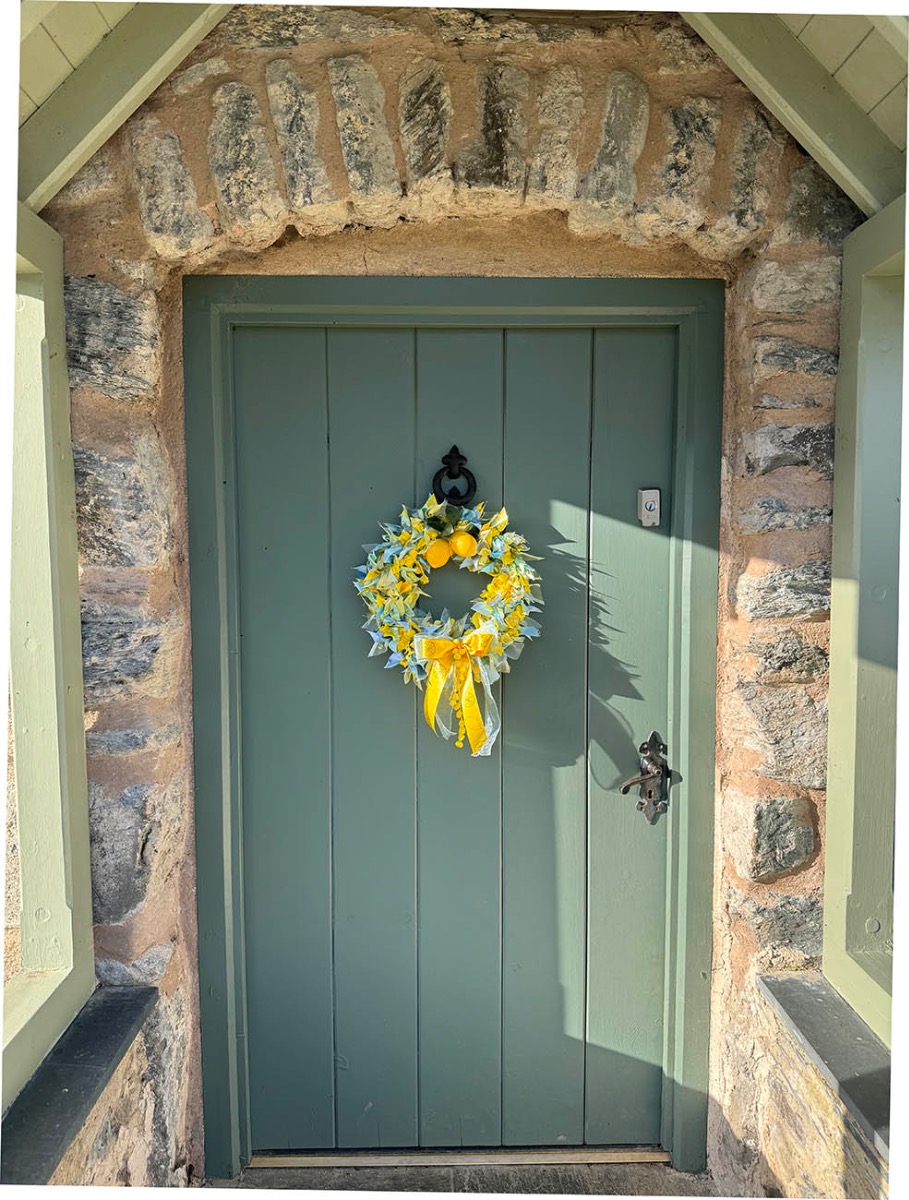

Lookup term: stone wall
[39,7,867,1193]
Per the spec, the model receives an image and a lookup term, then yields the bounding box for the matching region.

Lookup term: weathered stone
[171,56,229,95]
[741,423,833,478]
[754,337,838,382]
[208,82,285,230]
[73,441,171,567]
[89,783,154,925]
[737,497,831,533]
[96,941,174,986]
[399,59,452,183]
[736,561,831,621]
[52,146,115,206]
[265,60,335,210]
[461,62,530,192]
[749,631,828,681]
[129,115,214,259]
[662,96,721,203]
[64,277,159,400]
[86,723,180,756]
[220,5,405,45]
[782,160,863,246]
[81,601,163,699]
[431,9,590,43]
[654,18,718,70]
[727,794,816,882]
[726,109,775,229]
[751,259,841,312]
[756,391,821,410]
[740,684,828,788]
[580,70,649,211]
[328,56,400,198]
[733,892,823,960]
[528,65,584,200]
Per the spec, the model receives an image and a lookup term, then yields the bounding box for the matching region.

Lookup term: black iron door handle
[619,731,669,824]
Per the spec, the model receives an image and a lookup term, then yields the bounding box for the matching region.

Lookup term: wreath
[354,494,543,756]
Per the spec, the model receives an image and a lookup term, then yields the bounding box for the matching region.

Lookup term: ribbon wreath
[353,494,543,757]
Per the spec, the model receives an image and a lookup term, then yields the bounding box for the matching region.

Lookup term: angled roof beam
[19,3,232,212]
[682,12,906,215]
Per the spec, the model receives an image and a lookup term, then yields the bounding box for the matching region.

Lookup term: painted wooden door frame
[183,277,724,1180]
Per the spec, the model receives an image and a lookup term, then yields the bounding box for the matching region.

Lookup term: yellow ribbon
[416,629,495,754]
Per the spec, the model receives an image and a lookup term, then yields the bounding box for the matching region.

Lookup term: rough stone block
[461,62,530,192]
[781,160,863,246]
[171,56,229,95]
[208,82,285,231]
[265,60,335,210]
[741,423,833,478]
[735,561,831,621]
[86,724,180,756]
[527,65,584,201]
[740,683,828,789]
[749,631,829,681]
[399,59,453,184]
[755,391,822,410]
[432,9,587,43]
[51,146,115,207]
[733,892,823,960]
[751,259,841,312]
[662,96,721,202]
[89,783,154,925]
[580,70,649,213]
[727,794,816,881]
[737,497,831,533]
[129,115,214,259]
[96,942,174,986]
[73,441,171,567]
[754,336,838,382]
[221,5,405,45]
[64,277,159,401]
[328,56,400,199]
[711,107,780,245]
[81,601,163,700]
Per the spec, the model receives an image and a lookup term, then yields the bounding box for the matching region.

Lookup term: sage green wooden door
[237,323,668,1152]
[186,278,722,1168]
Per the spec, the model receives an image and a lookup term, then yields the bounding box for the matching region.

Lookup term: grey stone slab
[329,55,400,197]
[80,599,163,700]
[266,60,335,210]
[64,276,159,401]
[783,160,863,246]
[461,62,530,191]
[735,560,831,621]
[0,987,157,1185]
[741,422,833,479]
[581,70,649,210]
[758,972,890,1158]
[129,114,214,257]
[208,82,285,229]
[528,65,584,200]
[400,59,453,183]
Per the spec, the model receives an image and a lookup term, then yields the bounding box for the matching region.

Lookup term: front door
[185,277,722,1171]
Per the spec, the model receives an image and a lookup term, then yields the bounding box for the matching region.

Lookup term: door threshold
[247,1148,670,1168]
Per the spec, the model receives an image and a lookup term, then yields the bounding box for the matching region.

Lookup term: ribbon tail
[472,658,500,758]
[458,661,488,756]
[424,659,447,734]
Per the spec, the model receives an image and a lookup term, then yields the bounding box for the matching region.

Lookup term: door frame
[183,276,724,1179]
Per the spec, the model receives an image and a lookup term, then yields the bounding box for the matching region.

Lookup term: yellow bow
[416,629,495,754]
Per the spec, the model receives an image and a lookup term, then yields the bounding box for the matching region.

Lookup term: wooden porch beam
[682,12,906,215]
[19,3,232,212]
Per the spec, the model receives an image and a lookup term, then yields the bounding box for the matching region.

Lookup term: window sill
[757,972,890,1161]
[0,984,157,1185]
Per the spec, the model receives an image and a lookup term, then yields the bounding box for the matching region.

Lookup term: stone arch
[41,8,862,1191]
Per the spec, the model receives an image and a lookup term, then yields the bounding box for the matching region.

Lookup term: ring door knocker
[432,445,477,508]
[620,731,669,824]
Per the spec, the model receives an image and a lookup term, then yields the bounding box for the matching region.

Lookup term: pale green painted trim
[870,16,909,63]
[4,204,95,1113]
[682,13,907,214]
[18,3,232,211]
[824,193,905,1047]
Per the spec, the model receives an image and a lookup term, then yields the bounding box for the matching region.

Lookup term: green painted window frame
[3,203,95,1111]
[825,192,905,1048]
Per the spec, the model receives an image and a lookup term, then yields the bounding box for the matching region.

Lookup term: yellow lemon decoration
[425,538,452,569]
[449,531,479,559]
[354,494,543,756]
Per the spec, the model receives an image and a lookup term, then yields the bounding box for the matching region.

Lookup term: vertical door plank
[501,329,592,1145]
[328,329,419,1148]
[585,327,673,1145]
[234,327,335,1150]
[415,330,504,1147]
